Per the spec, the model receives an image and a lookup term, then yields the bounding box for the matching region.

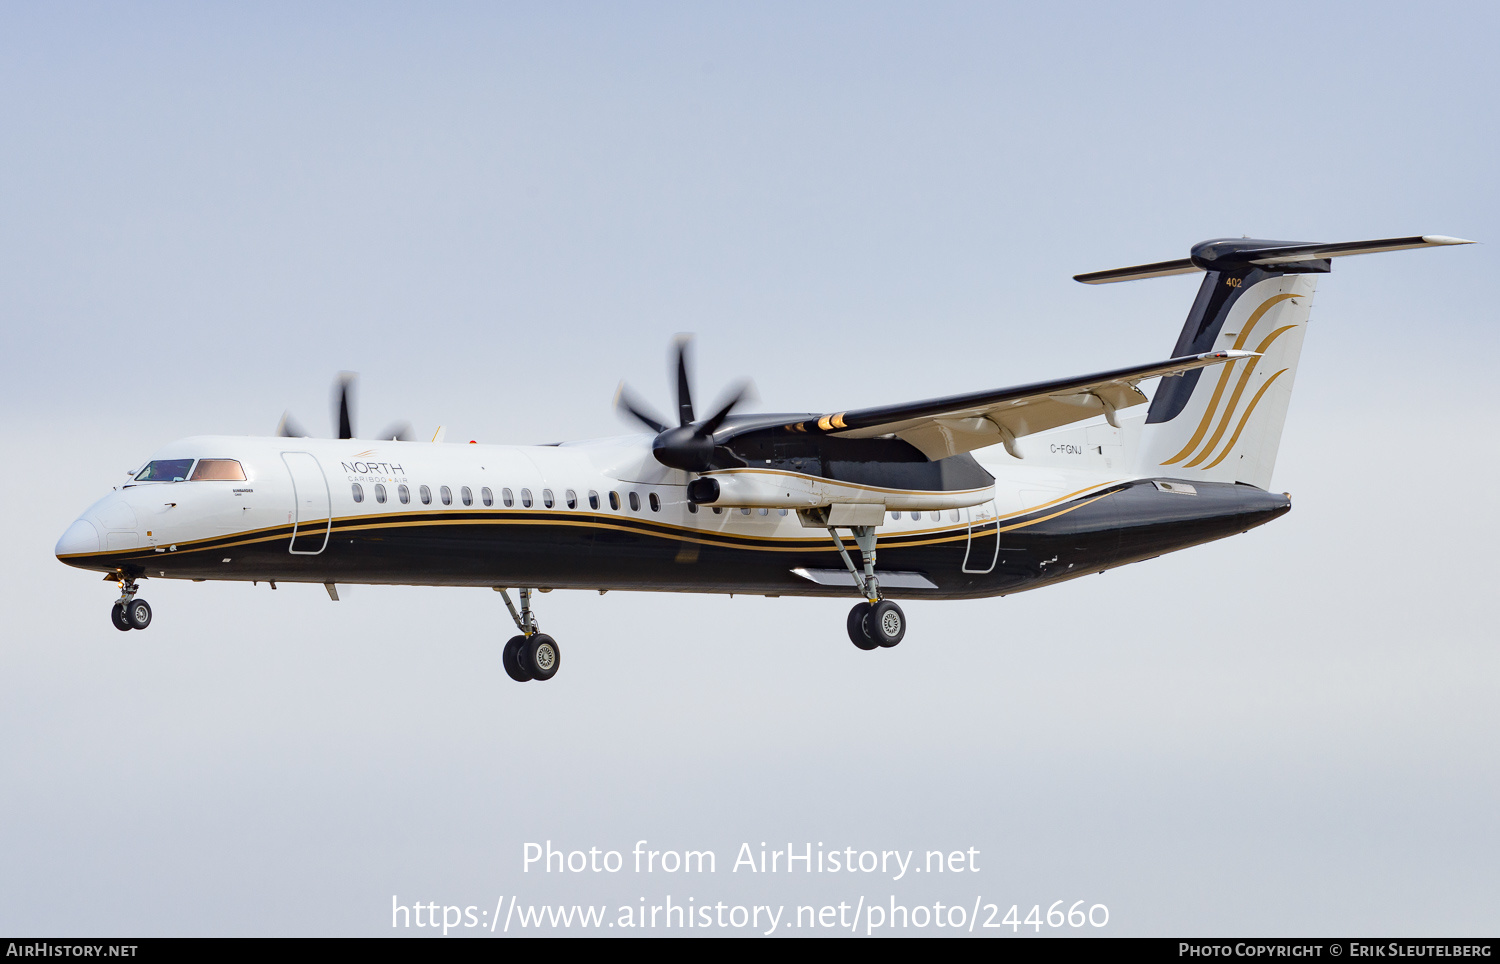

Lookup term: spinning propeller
[615,336,754,472]
[277,372,414,441]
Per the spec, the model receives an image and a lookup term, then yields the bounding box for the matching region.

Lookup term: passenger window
[740,507,751,515]
[649,493,661,512]
[910,511,921,521]
[503,488,514,507]
[712,506,723,514]
[441,485,453,506]
[521,488,533,508]
[891,511,902,520]
[398,484,410,504]
[190,459,246,481]
[565,489,577,509]
[374,483,387,504]
[687,503,698,514]
[628,492,640,511]
[543,489,554,508]
[352,483,364,503]
[609,491,620,510]
[588,490,600,510]
[461,486,473,507]
[482,487,493,507]
[420,485,432,505]
[950,510,960,522]
[779,509,788,516]
[758,507,768,516]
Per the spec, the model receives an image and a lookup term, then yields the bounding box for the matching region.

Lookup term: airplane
[54,234,1471,683]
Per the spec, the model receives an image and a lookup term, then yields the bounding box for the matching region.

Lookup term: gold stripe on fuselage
[58,481,1126,563]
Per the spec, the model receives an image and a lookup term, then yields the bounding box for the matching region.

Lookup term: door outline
[962,501,1000,574]
[282,451,331,555]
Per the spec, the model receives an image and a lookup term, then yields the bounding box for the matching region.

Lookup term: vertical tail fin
[1140,268,1315,489]
[1075,235,1471,490]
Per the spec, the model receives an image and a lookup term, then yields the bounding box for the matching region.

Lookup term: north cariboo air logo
[342,460,406,475]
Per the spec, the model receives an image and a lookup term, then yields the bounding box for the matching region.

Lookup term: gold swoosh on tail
[1201,369,1289,469]
[1160,292,1301,465]
[1183,323,1298,468]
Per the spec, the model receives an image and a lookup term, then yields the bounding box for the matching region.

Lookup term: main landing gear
[494,587,560,683]
[828,524,906,651]
[109,575,152,632]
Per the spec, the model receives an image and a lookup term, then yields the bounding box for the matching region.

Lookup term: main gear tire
[863,599,905,648]
[111,602,132,632]
[502,635,534,682]
[846,602,878,650]
[523,634,560,681]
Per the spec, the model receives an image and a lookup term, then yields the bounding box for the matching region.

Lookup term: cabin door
[962,501,999,574]
[282,452,331,555]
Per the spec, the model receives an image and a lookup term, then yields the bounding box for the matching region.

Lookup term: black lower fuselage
[69,478,1289,601]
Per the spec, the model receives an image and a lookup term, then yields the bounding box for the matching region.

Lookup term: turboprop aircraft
[55,234,1471,682]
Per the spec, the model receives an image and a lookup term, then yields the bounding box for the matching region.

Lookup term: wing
[787,351,1255,460]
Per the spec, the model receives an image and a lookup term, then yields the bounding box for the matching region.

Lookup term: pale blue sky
[2,2,1496,935]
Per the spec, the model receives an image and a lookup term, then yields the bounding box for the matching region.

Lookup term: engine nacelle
[689,469,992,511]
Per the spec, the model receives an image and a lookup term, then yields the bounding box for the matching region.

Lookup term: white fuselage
[56,421,1136,587]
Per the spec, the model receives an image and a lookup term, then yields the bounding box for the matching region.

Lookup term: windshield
[134,459,195,482]
[190,459,246,481]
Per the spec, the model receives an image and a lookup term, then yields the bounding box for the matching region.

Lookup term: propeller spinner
[615,336,753,473]
[277,372,414,442]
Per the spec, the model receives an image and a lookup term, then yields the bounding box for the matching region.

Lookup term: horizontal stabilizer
[1072,258,1200,285]
[1075,234,1473,284]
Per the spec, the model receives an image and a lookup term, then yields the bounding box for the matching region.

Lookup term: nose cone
[55,518,101,559]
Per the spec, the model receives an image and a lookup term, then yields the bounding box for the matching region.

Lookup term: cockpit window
[134,459,195,482]
[190,459,247,481]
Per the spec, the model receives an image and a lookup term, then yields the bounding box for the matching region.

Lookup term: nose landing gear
[108,576,152,631]
[495,587,561,682]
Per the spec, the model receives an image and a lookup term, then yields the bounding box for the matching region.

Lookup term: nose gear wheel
[108,576,151,631]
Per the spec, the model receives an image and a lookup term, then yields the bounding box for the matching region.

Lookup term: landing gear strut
[829,525,905,650]
[109,575,151,632]
[495,587,560,682]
